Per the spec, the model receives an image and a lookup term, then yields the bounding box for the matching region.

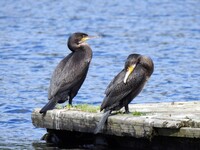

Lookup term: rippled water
[1,0,200,149]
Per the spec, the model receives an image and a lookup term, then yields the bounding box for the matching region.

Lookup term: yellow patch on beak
[79,36,99,44]
[123,64,136,84]
[81,37,90,43]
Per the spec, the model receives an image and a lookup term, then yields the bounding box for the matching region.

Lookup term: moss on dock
[132,111,146,116]
[74,104,100,113]
[55,104,100,113]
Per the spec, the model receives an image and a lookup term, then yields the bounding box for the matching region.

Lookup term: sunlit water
[0,0,200,149]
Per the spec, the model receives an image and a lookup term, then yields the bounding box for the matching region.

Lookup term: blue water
[1,0,200,149]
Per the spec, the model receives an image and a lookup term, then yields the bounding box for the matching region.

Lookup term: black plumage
[94,54,154,133]
[40,32,95,114]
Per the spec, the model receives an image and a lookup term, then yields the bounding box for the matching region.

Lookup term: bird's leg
[68,96,73,107]
[65,96,73,109]
[124,105,130,114]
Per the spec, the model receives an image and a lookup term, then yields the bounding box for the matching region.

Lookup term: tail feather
[39,99,57,114]
[94,110,111,134]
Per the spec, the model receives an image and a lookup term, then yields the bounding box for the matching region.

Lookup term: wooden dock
[32,101,200,149]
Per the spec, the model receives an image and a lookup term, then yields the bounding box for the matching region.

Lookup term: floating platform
[32,101,200,149]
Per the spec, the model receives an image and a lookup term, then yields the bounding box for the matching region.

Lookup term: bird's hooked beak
[79,35,100,44]
[123,64,136,84]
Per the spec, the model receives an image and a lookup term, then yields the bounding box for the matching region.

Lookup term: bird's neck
[140,62,154,77]
[73,44,93,62]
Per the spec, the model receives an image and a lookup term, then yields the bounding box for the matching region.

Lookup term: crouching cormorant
[94,54,154,133]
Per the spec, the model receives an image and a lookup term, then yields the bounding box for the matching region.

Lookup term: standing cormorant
[40,32,95,114]
[94,54,154,134]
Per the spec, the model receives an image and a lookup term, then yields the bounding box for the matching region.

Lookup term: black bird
[40,32,96,114]
[94,54,154,134]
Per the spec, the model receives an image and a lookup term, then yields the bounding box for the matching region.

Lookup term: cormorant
[94,54,154,134]
[40,32,95,114]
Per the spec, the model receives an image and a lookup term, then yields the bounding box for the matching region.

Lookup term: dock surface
[32,101,200,139]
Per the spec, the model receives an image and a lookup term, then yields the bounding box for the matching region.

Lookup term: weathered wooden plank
[32,109,98,132]
[32,101,200,138]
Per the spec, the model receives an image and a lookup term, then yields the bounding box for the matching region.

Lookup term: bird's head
[123,54,140,84]
[67,32,97,51]
[123,54,154,84]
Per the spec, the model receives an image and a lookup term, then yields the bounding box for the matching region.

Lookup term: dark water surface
[1,0,200,149]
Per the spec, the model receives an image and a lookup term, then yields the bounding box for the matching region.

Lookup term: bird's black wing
[101,69,146,110]
[48,52,90,100]
[105,70,125,95]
